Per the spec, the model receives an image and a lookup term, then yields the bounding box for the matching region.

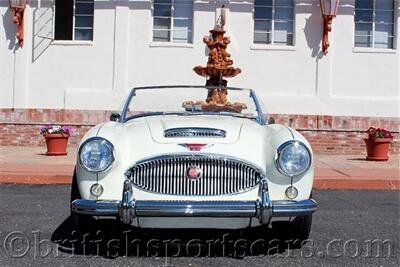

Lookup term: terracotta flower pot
[364,138,393,161]
[44,133,69,156]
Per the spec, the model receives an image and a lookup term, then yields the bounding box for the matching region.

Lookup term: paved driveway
[0,185,399,266]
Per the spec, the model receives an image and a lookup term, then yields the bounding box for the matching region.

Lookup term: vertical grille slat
[184,160,189,195]
[229,161,233,194]
[244,167,247,190]
[210,162,214,195]
[130,155,262,196]
[216,160,220,195]
[223,161,227,194]
[199,160,204,196]
[203,160,208,196]
[234,162,237,194]
[173,159,177,195]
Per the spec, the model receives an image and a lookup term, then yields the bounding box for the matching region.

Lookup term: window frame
[152,0,194,44]
[73,0,94,41]
[54,0,94,42]
[253,0,296,46]
[354,0,396,49]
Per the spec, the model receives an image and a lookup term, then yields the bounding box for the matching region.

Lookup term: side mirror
[266,117,275,124]
[110,112,121,122]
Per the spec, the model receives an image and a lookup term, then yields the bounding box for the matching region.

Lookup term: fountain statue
[183,5,246,113]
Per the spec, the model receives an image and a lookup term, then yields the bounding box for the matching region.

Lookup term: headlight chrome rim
[275,141,312,177]
[78,137,115,173]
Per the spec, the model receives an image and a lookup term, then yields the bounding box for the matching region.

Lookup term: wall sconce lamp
[9,0,27,48]
[320,0,340,54]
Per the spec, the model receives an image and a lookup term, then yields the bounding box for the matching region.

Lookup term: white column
[0,4,31,109]
[12,3,32,108]
[112,0,130,93]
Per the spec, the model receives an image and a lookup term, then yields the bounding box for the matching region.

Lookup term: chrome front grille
[164,128,226,138]
[128,155,262,196]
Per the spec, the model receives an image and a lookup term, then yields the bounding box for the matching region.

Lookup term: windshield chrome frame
[120,85,266,125]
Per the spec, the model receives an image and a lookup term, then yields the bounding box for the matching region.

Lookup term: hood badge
[178,144,214,151]
[187,165,202,180]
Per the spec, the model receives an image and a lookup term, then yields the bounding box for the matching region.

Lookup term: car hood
[95,115,294,174]
[145,115,243,144]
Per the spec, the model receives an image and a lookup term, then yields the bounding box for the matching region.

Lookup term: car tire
[272,214,312,249]
[70,170,96,233]
[272,192,314,249]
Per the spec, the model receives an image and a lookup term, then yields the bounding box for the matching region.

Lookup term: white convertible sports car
[71,85,317,241]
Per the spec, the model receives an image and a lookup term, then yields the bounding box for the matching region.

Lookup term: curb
[313,178,400,190]
[0,164,74,185]
[0,174,72,185]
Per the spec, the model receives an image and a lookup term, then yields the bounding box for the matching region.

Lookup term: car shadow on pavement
[51,216,300,259]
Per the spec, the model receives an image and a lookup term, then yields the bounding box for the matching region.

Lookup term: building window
[253,0,294,45]
[354,0,395,49]
[153,0,193,43]
[55,0,94,41]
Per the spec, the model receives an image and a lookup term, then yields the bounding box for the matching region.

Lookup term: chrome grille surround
[164,128,226,138]
[127,154,264,196]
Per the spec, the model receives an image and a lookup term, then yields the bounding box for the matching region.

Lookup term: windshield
[121,86,265,124]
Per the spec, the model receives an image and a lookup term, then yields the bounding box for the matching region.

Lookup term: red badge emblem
[179,144,213,151]
[187,165,202,180]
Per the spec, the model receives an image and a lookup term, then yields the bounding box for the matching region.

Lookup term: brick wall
[0,108,399,154]
[271,114,400,154]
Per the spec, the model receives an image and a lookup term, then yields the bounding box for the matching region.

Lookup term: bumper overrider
[71,178,317,225]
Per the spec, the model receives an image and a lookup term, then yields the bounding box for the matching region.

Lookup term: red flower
[366,127,393,140]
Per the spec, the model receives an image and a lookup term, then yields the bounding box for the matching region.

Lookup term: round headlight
[276,141,311,176]
[79,138,114,172]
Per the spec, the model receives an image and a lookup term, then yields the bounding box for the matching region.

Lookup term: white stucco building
[0,0,399,117]
[0,0,399,152]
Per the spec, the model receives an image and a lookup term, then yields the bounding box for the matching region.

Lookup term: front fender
[263,125,313,201]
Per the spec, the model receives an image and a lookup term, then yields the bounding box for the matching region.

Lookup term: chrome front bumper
[71,179,317,225]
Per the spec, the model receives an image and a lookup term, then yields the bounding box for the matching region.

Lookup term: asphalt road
[0,185,398,267]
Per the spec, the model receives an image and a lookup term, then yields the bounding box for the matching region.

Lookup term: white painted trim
[149,42,194,48]
[72,0,76,41]
[250,44,296,51]
[50,40,94,46]
[352,47,398,54]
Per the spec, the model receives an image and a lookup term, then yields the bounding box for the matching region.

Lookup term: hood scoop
[164,127,226,138]
[146,116,242,144]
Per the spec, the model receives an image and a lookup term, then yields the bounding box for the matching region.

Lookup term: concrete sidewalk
[0,146,399,190]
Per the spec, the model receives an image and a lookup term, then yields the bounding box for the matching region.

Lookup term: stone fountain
[183,5,246,113]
